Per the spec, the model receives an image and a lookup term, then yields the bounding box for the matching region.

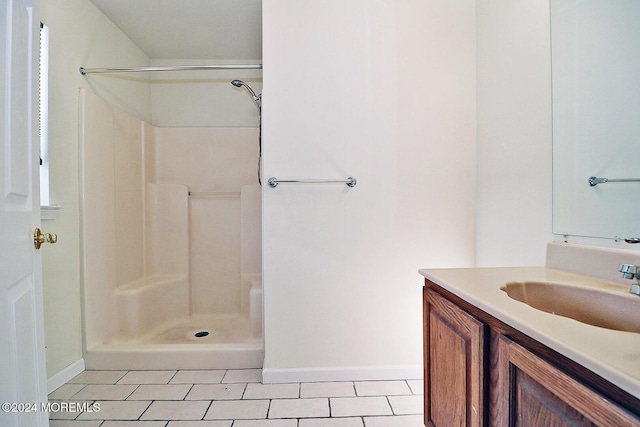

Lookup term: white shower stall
[79,88,263,369]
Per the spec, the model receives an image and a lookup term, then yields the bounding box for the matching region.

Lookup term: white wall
[261,0,477,382]
[475,0,555,266]
[41,0,151,379]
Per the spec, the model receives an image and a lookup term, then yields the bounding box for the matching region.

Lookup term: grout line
[124,383,140,401]
[167,369,179,384]
[386,395,395,415]
[219,369,228,384]
[136,400,153,421]
[240,382,248,399]
[265,398,272,420]
[202,398,213,421]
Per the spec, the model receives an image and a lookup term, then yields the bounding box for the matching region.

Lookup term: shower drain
[194,331,210,338]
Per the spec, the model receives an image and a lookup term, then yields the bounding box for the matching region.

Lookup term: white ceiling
[89,0,262,60]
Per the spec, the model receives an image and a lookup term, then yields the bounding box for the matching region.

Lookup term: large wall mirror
[552,0,640,240]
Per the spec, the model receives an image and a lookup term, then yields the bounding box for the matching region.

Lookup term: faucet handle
[618,263,637,279]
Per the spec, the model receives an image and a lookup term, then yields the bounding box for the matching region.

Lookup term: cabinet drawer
[497,335,640,427]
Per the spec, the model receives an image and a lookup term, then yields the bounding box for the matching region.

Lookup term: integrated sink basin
[501,281,640,333]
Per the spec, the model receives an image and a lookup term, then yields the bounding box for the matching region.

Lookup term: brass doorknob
[34,228,57,250]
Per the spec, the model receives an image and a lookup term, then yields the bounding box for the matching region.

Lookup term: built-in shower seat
[113,274,189,342]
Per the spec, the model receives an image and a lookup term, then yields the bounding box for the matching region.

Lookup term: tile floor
[48,369,424,426]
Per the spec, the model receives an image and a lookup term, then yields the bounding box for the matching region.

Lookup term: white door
[0,0,48,426]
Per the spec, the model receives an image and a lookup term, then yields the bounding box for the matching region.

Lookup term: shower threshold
[84,314,263,370]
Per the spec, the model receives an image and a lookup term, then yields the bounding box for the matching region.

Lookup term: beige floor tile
[76,401,151,420]
[69,370,128,385]
[170,370,226,384]
[221,369,262,383]
[167,421,232,427]
[267,398,330,419]
[300,382,355,398]
[354,381,412,397]
[243,382,299,399]
[330,397,393,417]
[185,383,246,400]
[54,369,421,425]
[204,399,269,420]
[101,422,167,427]
[299,418,364,427]
[127,384,192,400]
[405,380,423,395]
[49,421,102,427]
[140,400,210,420]
[47,401,98,420]
[363,414,424,427]
[387,395,423,415]
[71,384,138,400]
[233,420,298,427]
[117,370,177,384]
[48,410,79,421]
[48,384,87,400]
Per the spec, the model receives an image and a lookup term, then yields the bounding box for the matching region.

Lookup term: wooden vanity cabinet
[423,281,640,427]
[423,287,486,426]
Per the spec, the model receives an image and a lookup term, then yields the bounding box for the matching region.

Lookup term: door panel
[0,0,47,425]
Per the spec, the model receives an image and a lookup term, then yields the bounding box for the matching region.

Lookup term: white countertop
[419,266,640,398]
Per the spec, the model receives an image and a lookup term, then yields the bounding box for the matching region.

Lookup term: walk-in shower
[79,71,263,369]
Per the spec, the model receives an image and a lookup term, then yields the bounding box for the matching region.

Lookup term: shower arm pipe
[79,64,263,75]
[267,177,357,188]
[588,176,640,187]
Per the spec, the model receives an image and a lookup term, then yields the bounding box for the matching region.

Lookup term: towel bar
[267,177,357,188]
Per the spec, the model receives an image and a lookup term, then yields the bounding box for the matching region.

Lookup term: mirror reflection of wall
[552,0,640,240]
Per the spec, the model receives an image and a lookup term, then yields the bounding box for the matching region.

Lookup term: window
[39,21,60,222]
[39,22,49,206]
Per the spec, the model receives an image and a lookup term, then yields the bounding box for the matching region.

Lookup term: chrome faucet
[618,264,640,296]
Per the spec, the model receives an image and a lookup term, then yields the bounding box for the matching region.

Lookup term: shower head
[230,79,261,109]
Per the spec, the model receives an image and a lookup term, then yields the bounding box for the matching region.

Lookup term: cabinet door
[424,288,486,427]
[497,335,640,427]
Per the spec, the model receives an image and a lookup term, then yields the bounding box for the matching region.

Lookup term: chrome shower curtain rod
[79,64,263,75]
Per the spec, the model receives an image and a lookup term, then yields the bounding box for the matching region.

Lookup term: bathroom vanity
[420,245,640,426]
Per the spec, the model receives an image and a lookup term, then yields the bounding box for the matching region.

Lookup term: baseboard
[47,358,85,393]
[262,365,423,384]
